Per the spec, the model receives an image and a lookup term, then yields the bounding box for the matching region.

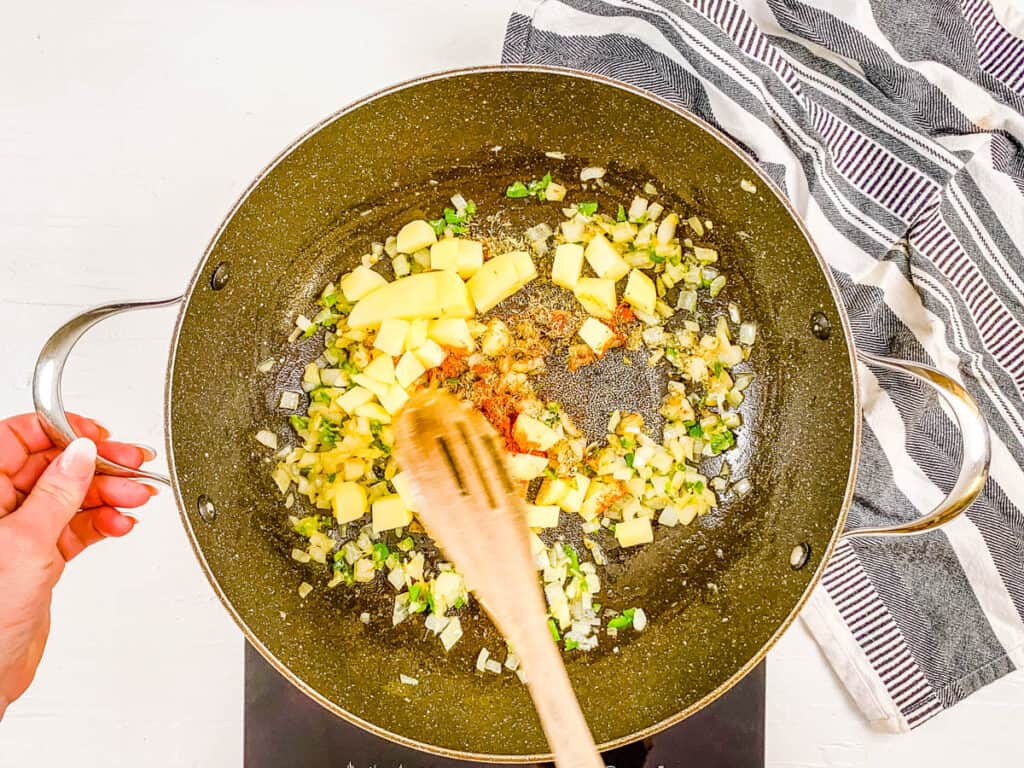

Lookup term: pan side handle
[841,352,992,539]
[33,297,184,487]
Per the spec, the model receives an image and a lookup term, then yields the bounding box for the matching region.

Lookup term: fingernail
[143,484,159,497]
[58,438,97,480]
[138,444,158,462]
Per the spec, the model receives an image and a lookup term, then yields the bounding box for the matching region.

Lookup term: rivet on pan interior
[197,494,217,522]
[810,311,831,340]
[210,262,230,291]
[790,543,811,570]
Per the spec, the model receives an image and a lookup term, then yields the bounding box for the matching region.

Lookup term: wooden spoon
[394,390,604,768]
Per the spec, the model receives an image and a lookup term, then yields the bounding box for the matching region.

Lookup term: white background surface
[1,2,1021,766]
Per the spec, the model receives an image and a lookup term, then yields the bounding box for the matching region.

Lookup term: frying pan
[31,67,991,761]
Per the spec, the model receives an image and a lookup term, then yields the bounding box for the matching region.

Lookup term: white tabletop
[1,2,1021,766]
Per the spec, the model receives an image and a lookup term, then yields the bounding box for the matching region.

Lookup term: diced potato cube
[395,351,426,388]
[615,516,654,547]
[405,318,429,350]
[378,383,409,415]
[353,373,390,400]
[396,219,437,254]
[573,278,617,319]
[331,481,368,524]
[372,494,413,533]
[559,475,590,513]
[413,339,446,369]
[374,318,409,357]
[513,414,559,451]
[391,471,418,511]
[552,243,584,290]
[341,266,387,302]
[354,401,391,423]
[585,234,629,281]
[428,318,474,352]
[623,269,656,315]
[466,250,536,314]
[337,385,375,414]
[363,354,396,384]
[526,505,560,529]
[581,480,622,522]
[507,453,549,481]
[430,238,461,272]
[578,317,615,355]
[456,240,484,279]
[535,478,568,506]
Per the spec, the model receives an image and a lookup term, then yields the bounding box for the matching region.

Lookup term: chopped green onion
[564,637,579,651]
[576,201,598,216]
[624,452,635,468]
[290,415,309,432]
[616,204,626,222]
[608,608,636,630]
[686,421,704,439]
[397,536,414,552]
[506,181,529,198]
[548,617,561,642]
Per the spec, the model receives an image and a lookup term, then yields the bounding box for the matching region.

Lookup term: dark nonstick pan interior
[167,67,857,760]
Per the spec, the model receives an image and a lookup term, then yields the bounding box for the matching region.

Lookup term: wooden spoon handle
[507,619,605,768]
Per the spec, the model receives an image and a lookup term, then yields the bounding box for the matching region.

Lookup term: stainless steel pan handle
[841,351,991,539]
[32,296,184,487]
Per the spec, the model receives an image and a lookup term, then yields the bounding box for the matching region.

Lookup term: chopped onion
[360,612,371,624]
[580,166,605,181]
[643,181,658,195]
[320,368,345,387]
[728,303,741,324]
[677,290,698,312]
[733,372,754,391]
[255,430,278,450]
[709,275,727,297]
[451,193,468,213]
[399,674,419,686]
[504,650,520,671]
[632,608,648,631]
[439,616,463,650]
[256,358,276,373]
[485,659,503,675]
[279,391,300,410]
[295,315,313,332]
[740,179,757,193]
[526,222,553,241]
[298,582,313,599]
[739,322,757,346]
[476,647,491,672]
[291,548,311,563]
[384,235,398,257]
[732,478,752,497]
[628,196,649,221]
[544,150,566,159]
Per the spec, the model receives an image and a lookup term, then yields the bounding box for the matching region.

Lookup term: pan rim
[164,63,862,763]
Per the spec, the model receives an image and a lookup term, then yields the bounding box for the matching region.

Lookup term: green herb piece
[310,388,333,405]
[409,583,423,603]
[527,172,552,199]
[548,617,561,642]
[668,250,682,266]
[341,360,360,376]
[425,590,436,614]
[712,361,724,376]
[301,323,320,339]
[319,291,338,309]
[371,542,390,569]
[563,544,580,574]
[319,422,341,449]
[505,181,529,198]
[290,415,310,432]
[564,637,579,651]
[397,536,415,552]
[648,249,666,264]
[616,204,626,222]
[293,516,325,537]
[453,596,466,609]
[576,201,598,216]
[684,480,705,494]
[686,421,704,439]
[608,608,636,630]
[618,436,636,450]
[624,452,635,468]
[326,472,337,483]
[428,218,446,235]
[709,429,736,454]
[543,466,557,479]
[369,420,383,437]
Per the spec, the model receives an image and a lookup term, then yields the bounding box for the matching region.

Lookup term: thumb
[13,438,97,545]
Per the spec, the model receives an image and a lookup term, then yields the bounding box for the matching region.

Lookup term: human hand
[0,414,155,718]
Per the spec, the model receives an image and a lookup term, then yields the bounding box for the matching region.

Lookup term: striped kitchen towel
[503,0,1024,732]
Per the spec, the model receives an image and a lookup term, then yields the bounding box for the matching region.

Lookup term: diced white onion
[399,674,419,686]
[476,647,491,672]
[360,612,371,624]
[526,222,552,241]
[451,193,467,213]
[295,315,313,332]
[739,322,757,346]
[257,358,276,373]
[632,608,648,631]
[732,478,752,497]
[485,659,503,675]
[278,391,300,410]
[298,582,313,599]
[580,166,605,181]
[255,430,278,449]
[544,150,566,159]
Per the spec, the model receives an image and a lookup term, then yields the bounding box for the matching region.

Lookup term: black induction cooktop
[244,643,765,767]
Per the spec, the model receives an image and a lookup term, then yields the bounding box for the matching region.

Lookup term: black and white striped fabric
[503,0,1024,732]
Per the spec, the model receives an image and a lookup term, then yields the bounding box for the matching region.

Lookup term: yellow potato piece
[352,373,390,400]
[405,318,429,350]
[336,385,375,414]
[513,414,559,451]
[526,504,560,529]
[340,266,387,302]
[395,351,426,388]
[558,475,590,514]
[396,219,437,254]
[391,471,418,511]
[573,277,617,319]
[466,250,536,313]
[363,353,396,384]
[331,481,368,524]
[428,318,474,352]
[413,339,446,369]
[623,269,656,315]
[507,453,549,481]
[373,318,409,357]
[552,243,584,290]
[430,238,461,272]
[584,234,629,281]
[578,317,615,355]
[456,240,484,278]
[615,516,654,547]
[378,383,410,415]
[372,494,413,533]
